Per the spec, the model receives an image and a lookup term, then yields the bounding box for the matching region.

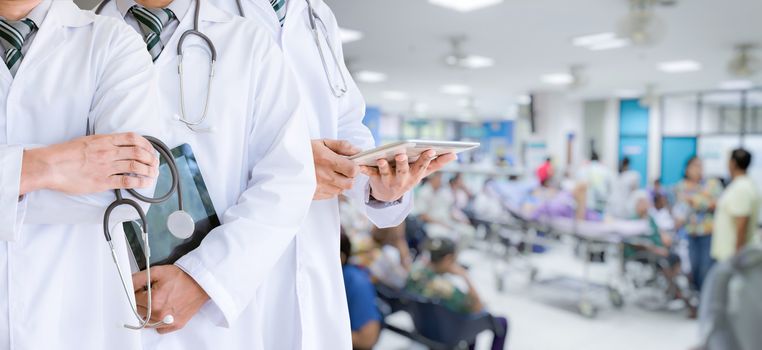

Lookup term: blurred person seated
[522,181,602,222]
[472,178,504,221]
[449,173,474,214]
[341,234,382,350]
[624,192,696,317]
[491,174,536,209]
[406,238,508,350]
[351,223,413,290]
[651,190,676,232]
[413,173,476,244]
[608,157,642,219]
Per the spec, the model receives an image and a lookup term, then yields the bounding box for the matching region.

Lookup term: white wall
[531,92,584,172]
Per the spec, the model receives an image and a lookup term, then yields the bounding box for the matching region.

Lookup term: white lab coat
[0,1,161,349]
[98,1,315,349]
[210,0,413,348]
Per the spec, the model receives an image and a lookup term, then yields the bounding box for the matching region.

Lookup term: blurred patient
[406,238,508,350]
[341,234,382,350]
[414,173,476,244]
[351,223,413,289]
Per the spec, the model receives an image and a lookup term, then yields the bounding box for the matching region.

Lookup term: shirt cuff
[0,146,25,241]
[175,254,237,328]
[364,183,403,209]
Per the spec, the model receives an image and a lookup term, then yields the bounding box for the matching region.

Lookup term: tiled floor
[376,239,699,350]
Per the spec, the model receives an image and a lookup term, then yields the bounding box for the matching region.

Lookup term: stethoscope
[103,136,195,330]
[96,0,218,132]
[235,0,348,98]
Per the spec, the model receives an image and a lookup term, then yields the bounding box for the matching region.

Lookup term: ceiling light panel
[572,32,630,51]
[382,91,409,100]
[658,60,702,73]
[429,0,503,12]
[719,80,754,90]
[541,73,574,85]
[355,70,387,83]
[441,84,472,95]
[572,32,617,47]
[339,28,363,44]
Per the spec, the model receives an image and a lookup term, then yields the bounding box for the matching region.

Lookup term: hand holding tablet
[349,140,480,167]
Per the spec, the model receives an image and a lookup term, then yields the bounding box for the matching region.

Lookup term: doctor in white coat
[208,0,456,348]
[97,0,315,348]
[0,0,165,348]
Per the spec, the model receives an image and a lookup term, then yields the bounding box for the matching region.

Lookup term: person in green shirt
[712,148,761,261]
[405,238,509,350]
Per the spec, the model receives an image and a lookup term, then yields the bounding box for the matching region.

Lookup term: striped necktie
[129,6,175,61]
[270,0,286,26]
[0,18,37,77]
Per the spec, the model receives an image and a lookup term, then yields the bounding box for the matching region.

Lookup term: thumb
[322,139,361,157]
[132,270,149,292]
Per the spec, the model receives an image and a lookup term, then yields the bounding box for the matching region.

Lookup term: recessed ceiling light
[541,73,574,85]
[382,90,409,100]
[413,102,429,115]
[615,89,642,98]
[428,0,503,12]
[573,32,630,51]
[589,38,630,51]
[658,60,702,73]
[339,28,363,44]
[459,55,495,69]
[441,84,472,95]
[719,80,754,90]
[572,32,617,47]
[355,70,387,83]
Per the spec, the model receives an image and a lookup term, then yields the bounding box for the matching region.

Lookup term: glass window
[700,92,743,134]
[662,94,699,136]
[746,90,762,134]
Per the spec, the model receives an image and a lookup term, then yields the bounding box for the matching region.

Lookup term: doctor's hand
[360,151,457,203]
[19,133,159,195]
[312,139,362,200]
[132,265,209,334]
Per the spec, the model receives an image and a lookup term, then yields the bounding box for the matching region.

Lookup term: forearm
[735,217,749,251]
[464,277,484,313]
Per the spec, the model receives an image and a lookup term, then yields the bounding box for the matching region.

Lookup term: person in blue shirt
[342,233,382,350]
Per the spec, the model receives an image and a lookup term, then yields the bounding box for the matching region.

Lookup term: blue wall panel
[619,99,650,187]
[661,137,697,186]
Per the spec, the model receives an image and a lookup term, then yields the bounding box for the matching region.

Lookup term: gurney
[527,217,650,318]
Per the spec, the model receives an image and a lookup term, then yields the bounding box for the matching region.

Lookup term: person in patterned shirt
[674,156,723,291]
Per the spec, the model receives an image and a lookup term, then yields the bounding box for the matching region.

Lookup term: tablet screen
[123,144,220,271]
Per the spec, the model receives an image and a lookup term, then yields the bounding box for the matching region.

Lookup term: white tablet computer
[349,140,480,167]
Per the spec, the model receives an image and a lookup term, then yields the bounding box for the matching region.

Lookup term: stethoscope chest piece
[167,210,195,239]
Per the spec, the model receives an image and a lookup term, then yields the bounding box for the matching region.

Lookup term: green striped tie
[270,0,286,26]
[0,18,36,77]
[129,6,175,61]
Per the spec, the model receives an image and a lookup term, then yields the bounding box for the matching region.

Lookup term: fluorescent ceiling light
[589,38,630,51]
[428,0,503,12]
[441,84,472,95]
[460,55,495,69]
[572,32,616,47]
[615,89,642,98]
[339,28,363,44]
[573,32,630,51]
[658,60,702,73]
[719,80,754,90]
[382,90,409,100]
[541,73,573,85]
[355,70,387,83]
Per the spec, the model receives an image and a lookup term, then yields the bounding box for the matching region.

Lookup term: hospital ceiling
[327,0,762,119]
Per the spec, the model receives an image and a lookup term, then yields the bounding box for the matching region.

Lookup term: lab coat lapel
[16,1,90,79]
[250,0,281,40]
